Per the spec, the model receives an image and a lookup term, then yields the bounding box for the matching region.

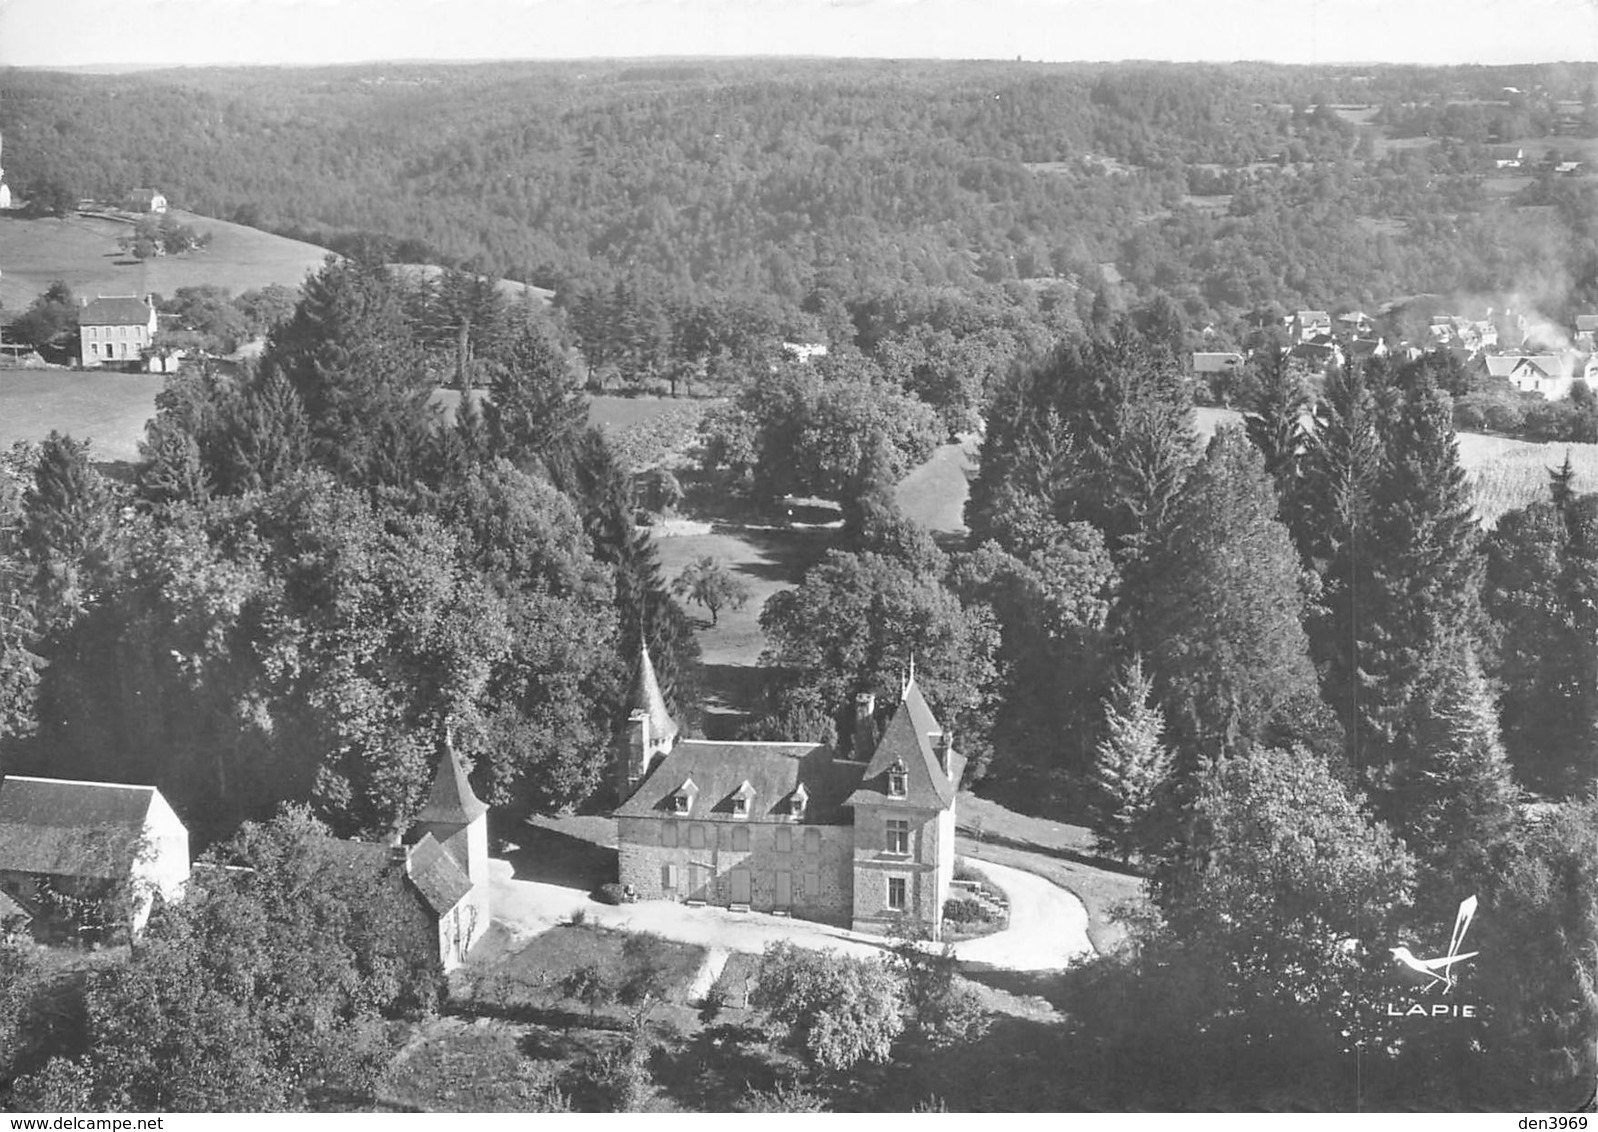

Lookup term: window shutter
[775,826,791,853]
[732,825,750,852]
[804,827,821,854]
[662,821,678,848]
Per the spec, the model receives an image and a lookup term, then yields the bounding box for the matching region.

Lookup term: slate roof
[78,297,154,327]
[0,889,33,927]
[614,740,862,824]
[405,833,472,915]
[0,776,160,879]
[631,644,679,746]
[845,681,961,812]
[417,749,488,825]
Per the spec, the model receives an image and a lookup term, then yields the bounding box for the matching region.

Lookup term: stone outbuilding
[0,775,190,938]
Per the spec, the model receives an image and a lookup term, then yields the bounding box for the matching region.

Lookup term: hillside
[0,209,330,310]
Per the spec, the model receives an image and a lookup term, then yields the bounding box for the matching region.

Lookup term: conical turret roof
[417,745,489,825]
[631,643,679,746]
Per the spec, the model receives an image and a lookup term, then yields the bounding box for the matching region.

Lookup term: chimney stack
[935,729,954,782]
[386,825,408,865]
[853,692,877,759]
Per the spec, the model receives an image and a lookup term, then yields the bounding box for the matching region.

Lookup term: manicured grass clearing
[588,394,707,433]
[653,526,828,671]
[0,210,329,311]
[0,369,165,464]
[893,434,979,536]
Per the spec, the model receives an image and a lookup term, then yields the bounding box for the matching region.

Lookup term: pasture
[0,369,164,464]
[0,210,329,311]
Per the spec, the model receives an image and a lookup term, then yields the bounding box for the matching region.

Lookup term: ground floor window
[803,871,818,902]
[887,876,907,911]
[661,864,678,893]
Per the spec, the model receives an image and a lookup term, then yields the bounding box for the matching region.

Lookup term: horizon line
[8,54,1595,74]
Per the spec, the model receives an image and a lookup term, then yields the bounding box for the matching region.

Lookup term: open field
[0,369,164,464]
[893,433,980,538]
[0,210,329,311]
[388,262,553,307]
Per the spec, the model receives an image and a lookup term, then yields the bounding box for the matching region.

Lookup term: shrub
[597,882,628,905]
[952,856,983,883]
[749,941,904,1072]
[942,896,994,924]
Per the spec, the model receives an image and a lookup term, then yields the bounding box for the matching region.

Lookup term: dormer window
[731,780,755,819]
[672,777,698,815]
[790,783,809,818]
[887,760,908,798]
[673,794,690,814]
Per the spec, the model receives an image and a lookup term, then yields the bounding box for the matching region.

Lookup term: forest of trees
[0,253,702,843]
[3,59,1596,363]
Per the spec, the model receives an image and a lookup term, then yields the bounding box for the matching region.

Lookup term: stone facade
[613,647,962,939]
[618,811,855,925]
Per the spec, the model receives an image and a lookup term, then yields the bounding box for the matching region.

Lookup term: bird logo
[1390,895,1479,993]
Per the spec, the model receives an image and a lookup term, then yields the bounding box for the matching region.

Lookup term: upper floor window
[885,818,909,856]
[887,759,908,798]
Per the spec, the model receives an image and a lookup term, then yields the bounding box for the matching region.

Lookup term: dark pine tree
[1134,426,1322,764]
[1362,375,1484,797]
[1298,361,1387,775]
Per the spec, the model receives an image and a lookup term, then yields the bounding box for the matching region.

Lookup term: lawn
[0,369,165,464]
[893,433,979,537]
[0,210,329,311]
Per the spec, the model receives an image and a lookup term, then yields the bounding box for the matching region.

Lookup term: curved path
[950,858,1093,971]
[486,853,1092,974]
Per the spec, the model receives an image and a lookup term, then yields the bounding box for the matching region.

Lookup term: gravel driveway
[486,853,1093,973]
[949,858,1094,970]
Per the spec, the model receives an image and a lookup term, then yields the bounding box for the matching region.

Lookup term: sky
[0,0,1596,69]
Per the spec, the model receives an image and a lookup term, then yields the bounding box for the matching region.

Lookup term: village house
[781,341,829,364]
[1485,352,1590,400]
[1574,315,1598,352]
[0,775,190,938]
[78,295,158,368]
[1291,310,1331,343]
[323,747,493,973]
[123,188,168,213]
[614,648,961,939]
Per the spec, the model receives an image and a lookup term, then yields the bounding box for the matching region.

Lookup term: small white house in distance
[782,341,828,363]
[123,188,168,214]
[0,775,190,938]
